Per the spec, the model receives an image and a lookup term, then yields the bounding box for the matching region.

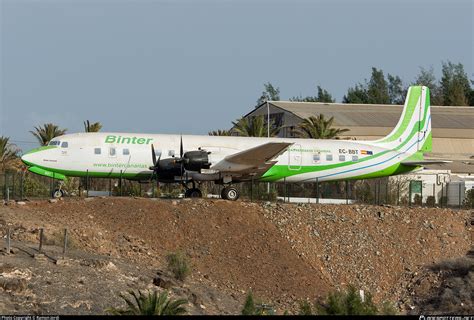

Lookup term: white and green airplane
[21,86,442,200]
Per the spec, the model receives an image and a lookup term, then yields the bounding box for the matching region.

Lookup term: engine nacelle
[183,150,211,172]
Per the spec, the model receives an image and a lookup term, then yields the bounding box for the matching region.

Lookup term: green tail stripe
[378,86,423,143]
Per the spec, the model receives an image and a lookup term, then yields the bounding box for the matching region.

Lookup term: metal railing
[1,170,473,209]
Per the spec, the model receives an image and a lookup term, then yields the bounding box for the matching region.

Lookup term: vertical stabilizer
[375,86,431,155]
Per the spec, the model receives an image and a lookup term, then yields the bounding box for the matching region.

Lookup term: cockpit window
[61,142,68,148]
[49,141,61,146]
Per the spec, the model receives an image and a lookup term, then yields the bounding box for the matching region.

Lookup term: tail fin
[375,86,431,154]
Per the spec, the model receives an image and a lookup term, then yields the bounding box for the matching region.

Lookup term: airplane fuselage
[21,132,417,183]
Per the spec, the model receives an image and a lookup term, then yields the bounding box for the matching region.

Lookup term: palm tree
[232,115,280,137]
[30,123,67,146]
[0,136,19,172]
[84,120,102,132]
[208,129,231,136]
[107,290,187,315]
[293,114,349,139]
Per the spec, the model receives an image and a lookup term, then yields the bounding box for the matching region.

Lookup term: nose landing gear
[51,181,66,199]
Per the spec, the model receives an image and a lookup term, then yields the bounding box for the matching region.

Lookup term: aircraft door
[288,144,302,170]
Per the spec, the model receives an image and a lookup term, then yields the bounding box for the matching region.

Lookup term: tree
[30,123,67,146]
[367,67,390,104]
[107,290,187,315]
[232,115,280,137]
[412,66,443,105]
[440,61,470,106]
[343,68,403,104]
[290,85,335,103]
[387,74,405,104]
[84,120,102,132]
[293,114,349,139]
[470,79,474,106]
[208,129,231,136]
[343,83,369,104]
[257,82,280,106]
[0,136,19,172]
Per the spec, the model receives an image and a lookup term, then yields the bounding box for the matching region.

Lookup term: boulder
[153,271,176,289]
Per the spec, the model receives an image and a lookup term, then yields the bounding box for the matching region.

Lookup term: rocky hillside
[0,198,472,314]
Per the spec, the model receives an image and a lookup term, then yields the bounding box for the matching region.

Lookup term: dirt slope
[0,197,472,314]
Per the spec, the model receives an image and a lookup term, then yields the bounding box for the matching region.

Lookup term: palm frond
[294,115,349,139]
[107,290,187,315]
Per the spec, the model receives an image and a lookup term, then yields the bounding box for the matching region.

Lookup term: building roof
[263,101,474,130]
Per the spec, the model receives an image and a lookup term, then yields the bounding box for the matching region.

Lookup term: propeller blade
[179,135,184,181]
[151,144,157,166]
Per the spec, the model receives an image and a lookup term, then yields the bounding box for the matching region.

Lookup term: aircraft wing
[211,142,292,179]
[401,160,452,166]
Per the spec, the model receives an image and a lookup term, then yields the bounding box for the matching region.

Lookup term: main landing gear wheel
[221,187,239,201]
[185,188,202,198]
[52,189,64,199]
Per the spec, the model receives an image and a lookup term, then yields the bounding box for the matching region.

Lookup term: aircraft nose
[21,152,34,166]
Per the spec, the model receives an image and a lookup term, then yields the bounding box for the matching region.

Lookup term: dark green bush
[241,292,274,315]
[413,194,422,206]
[299,286,397,316]
[463,189,474,208]
[166,251,190,281]
[426,195,436,207]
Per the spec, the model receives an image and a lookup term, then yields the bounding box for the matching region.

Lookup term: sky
[1,0,472,152]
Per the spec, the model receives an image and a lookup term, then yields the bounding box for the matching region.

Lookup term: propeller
[171,135,187,183]
[149,144,161,182]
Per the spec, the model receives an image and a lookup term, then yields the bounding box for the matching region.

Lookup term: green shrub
[107,290,187,315]
[166,251,190,281]
[413,194,422,206]
[298,301,313,315]
[299,286,397,316]
[241,292,257,315]
[23,176,49,197]
[463,189,474,208]
[425,195,436,207]
[353,181,373,204]
[241,292,274,315]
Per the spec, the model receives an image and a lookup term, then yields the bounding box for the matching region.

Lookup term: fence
[1,170,473,209]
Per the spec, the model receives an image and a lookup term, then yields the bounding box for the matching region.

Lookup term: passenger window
[94,148,101,155]
[168,150,175,157]
[326,154,333,161]
[313,154,320,163]
[109,148,116,157]
[339,155,345,161]
[123,148,130,156]
[61,142,68,148]
[352,155,358,162]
